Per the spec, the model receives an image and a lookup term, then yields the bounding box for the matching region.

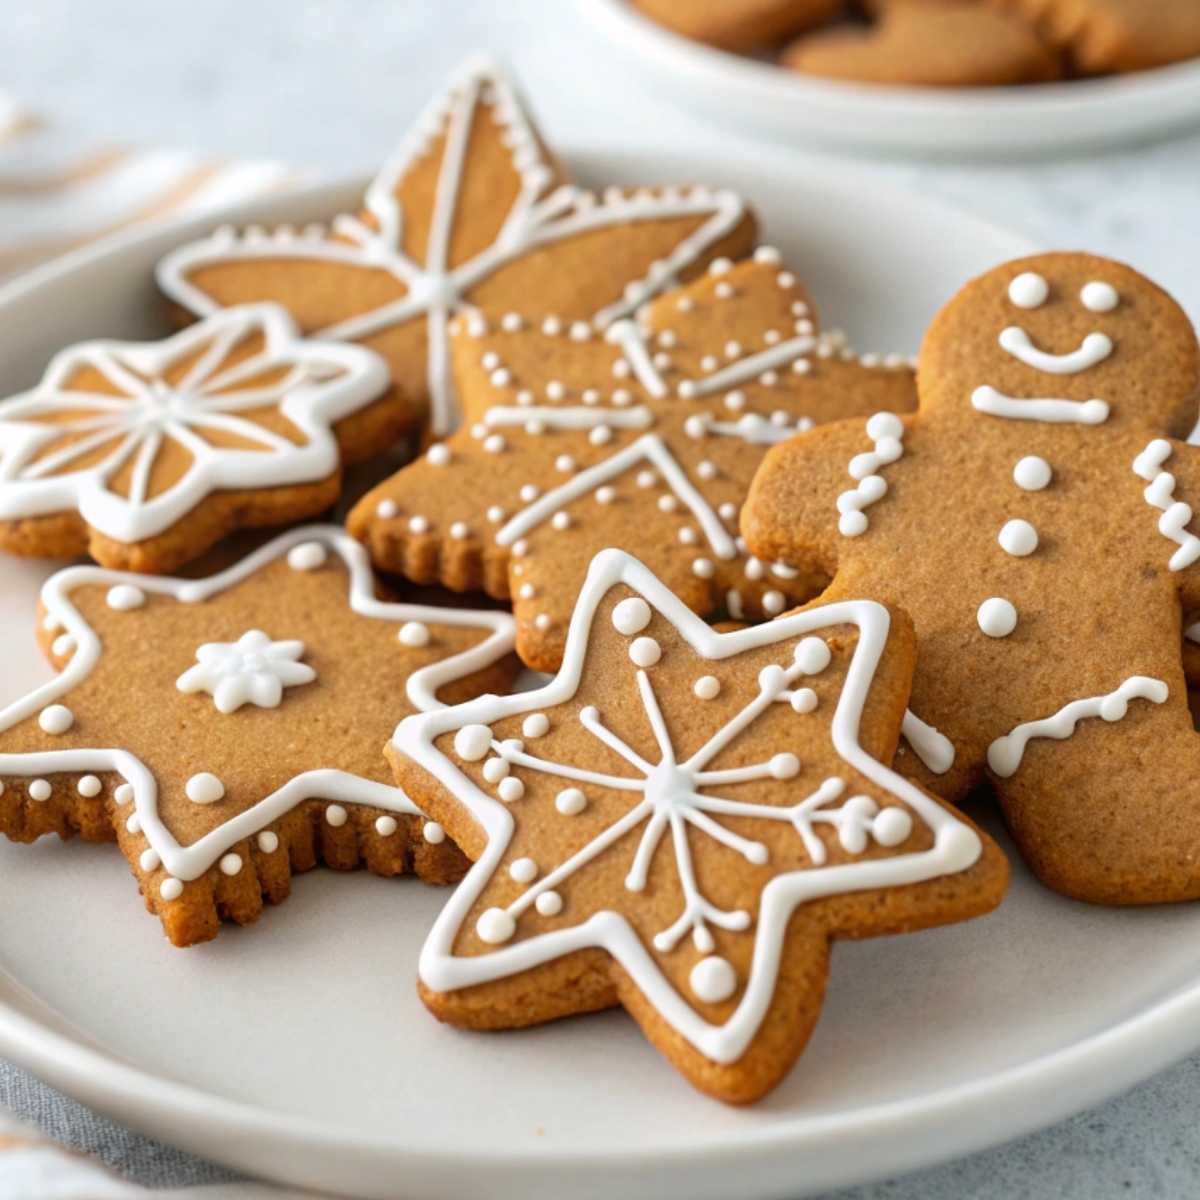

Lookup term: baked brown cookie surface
[745,252,1200,904]
[633,0,843,50]
[0,526,516,946]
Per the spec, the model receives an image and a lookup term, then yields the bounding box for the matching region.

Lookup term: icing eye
[1008,272,1048,309]
[1081,281,1119,313]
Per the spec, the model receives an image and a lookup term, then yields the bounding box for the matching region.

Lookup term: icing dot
[325,804,348,827]
[596,486,616,504]
[630,636,661,667]
[522,713,550,738]
[612,597,651,635]
[770,752,800,780]
[427,443,452,466]
[690,955,737,1003]
[998,519,1039,557]
[455,724,493,761]
[257,831,279,853]
[487,506,505,523]
[509,857,538,883]
[376,499,398,519]
[219,852,243,876]
[794,637,832,675]
[534,613,551,631]
[139,848,160,872]
[498,776,525,803]
[519,484,540,502]
[77,775,101,797]
[694,675,720,700]
[1008,272,1048,309]
[1013,455,1052,491]
[408,515,429,534]
[692,559,714,579]
[552,512,571,530]
[555,455,576,473]
[450,522,470,539]
[483,434,506,454]
[1081,281,1119,313]
[477,908,515,944]
[160,878,183,901]
[483,756,509,783]
[398,621,430,648]
[126,812,141,834]
[762,590,785,616]
[791,687,818,714]
[423,821,445,844]
[186,772,225,804]
[28,779,51,802]
[556,787,586,815]
[106,585,145,611]
[375,815,398,836]
[535,890,563,916]
[873,807,913,847]
[39,705,73,734]
[978,597,1018,638]
[115,783,133,805]
[287,541,327,571]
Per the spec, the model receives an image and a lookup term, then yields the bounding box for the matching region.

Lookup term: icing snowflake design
[0,304,386,543]
[158,59,747,436]
[176,629,316,714]
[398,550,982,1065]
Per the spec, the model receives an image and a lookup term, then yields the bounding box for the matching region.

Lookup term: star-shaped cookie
[0,525,516,946]
[157,59,756,437]
[390,550,1007,1102]
[0,303,392,572]
[349,250,918,670]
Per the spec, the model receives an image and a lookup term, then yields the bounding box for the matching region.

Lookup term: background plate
[583,0,1200,159]
[2,151,1184,1200]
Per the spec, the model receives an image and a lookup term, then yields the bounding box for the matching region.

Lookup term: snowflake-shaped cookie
[0,303,392,572]
[351,251,917,670]
[157,58,755,436]
[391,549,1006,1102]
[0,526,516,946]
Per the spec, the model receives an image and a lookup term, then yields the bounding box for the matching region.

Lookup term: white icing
[287,541,327,571]
[977,597,1018,638]
[398,549,982,1066]
[0,305,387,542]
[556,787,586,815]
[694,676,720,700]
[1081,281,1119,313]
[219,852,242,876]
[423,821,445,844]
[186,772,225,804]
[106,585,145,611]
[176,629,316,714]
[900,710,956,776]
[690,955,737,1003]
[325,804,348,827]
[987,676,1168,777]
[28,779,50,802]
[972,386,1109,426]
[997,326,1113,375]
[629,636,661,667]
[257,831,279,853]
[837,413,904,537]
[1132,439,1200,571]
[399,621,431,648]
[38,705,73,734]
[77,775,101,798]
[1007,272,1048,309]
[998,519,1038,557]
[1013,455,1052,491]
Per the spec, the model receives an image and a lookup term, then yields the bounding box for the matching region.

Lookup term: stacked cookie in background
[634,0,1200,88]
[2,57,1191,1104]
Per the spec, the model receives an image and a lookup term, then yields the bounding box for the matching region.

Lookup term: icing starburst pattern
[176,629,316,714]
[0,304,387,543]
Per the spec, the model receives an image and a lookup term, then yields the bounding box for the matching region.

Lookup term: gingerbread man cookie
[745,253,1200,904]
[391,550,1006,1102]
[0,526,516,946]
[0,304,392,573]
[158,59,755,437]
[348,251,917,671]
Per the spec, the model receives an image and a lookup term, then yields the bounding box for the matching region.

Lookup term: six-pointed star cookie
[390,550,1006,1103]
[0,526,516,946]
[349,250,917,670]
[157,58,756,437]
[0,303,393,573]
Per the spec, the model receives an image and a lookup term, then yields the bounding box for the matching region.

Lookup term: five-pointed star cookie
[0,303,393,573]
[0,526,516,946]
[390,550,1007,1103]
[349,250,918,670]
[157,58,756,438]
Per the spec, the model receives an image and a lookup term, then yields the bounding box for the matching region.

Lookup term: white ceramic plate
[5,151,1189,1200]
[583,0,1200,158]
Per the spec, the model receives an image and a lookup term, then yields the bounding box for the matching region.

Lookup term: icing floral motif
[397,549,984,1069]
[0,304,387,544]
[0,526,515,909]
[176,630,316,714]
[157,59,749,436]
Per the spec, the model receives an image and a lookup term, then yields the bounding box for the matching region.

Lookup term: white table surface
[4,1,1200,1196]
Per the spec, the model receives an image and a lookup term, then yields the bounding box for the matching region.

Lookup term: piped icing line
[986,675,1169,778]
[0,525,515,882]
[483,405,654,432]
[0,304,388,543]
[1132,438,1200,571]
[605,320,668,398]
[397,548,982,1066]
[683,413,812,445]
[682,336,816,398]
[971,386,1109,426]
[158,61,746,437]
[901,710,955,776]
[997,327,1113,375]
[836,412,905,538]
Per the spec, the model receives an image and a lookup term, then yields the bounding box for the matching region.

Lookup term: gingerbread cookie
[988,0,1200,74]
[157,59,755,437]
[0,526,516,946]
[391,549,1006,1102]
[783,1,1061,87]
[632,0,842,50]
[0,304,392,573]
[744,252,1200,904]
[348,251,917,671]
